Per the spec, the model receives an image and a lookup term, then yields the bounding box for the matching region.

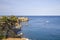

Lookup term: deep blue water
[20,16,60,40]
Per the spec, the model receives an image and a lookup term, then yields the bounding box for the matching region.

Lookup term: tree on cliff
[0,16,19,38]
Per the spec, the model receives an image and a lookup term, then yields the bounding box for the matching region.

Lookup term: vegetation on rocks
[0,16,28,39]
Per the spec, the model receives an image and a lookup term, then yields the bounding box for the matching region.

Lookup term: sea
[18,16,60,40]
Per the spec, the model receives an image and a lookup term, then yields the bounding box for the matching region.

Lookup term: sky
[0,0,60,16]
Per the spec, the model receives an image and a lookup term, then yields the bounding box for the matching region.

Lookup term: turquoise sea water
[20,16,60,40]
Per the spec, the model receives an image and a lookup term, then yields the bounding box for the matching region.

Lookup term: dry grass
[2,38,29,40]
